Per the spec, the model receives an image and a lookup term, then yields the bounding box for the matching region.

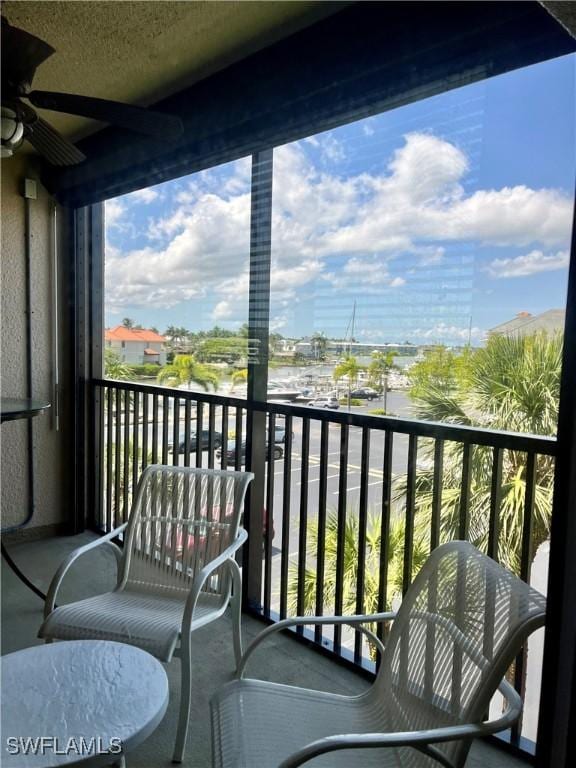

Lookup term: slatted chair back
[118,465,252,601]
[374,540,546,768]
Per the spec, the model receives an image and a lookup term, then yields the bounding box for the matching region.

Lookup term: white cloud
[105,199,125,229]
[212,300,235,320]
[126,188,160,204]
[406,323,485,342]
[484,249,569,278]
[106,132,572,314]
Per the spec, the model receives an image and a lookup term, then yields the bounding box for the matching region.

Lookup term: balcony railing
[91,377,556,753]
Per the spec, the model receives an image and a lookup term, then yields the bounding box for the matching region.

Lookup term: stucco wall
[1,155,75,535]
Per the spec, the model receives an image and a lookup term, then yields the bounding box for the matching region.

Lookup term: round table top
[1,640,169,767]
[1,398,51,424]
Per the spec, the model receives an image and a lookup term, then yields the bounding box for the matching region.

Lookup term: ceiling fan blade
[26,118,86,166]
[28,90,184,141]
[1,18,55,87]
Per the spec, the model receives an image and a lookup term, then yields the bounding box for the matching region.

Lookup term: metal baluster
[183,400,191,468]
[208,403,216,469]
[488,447,503,561]
[296,418,310,633]
[105,387,113,532]
[512,451,538,743]
[431,439,444,550]
[377,430,393,645]
[279,415,293,619]
[151,394,159,465]
[114,387,122,527]
[355,426,370,663]
[403,434,418,595]
[142,392,149,471]
[196,402,204,468]
[172,397,180,466]
[459,442,472,540]
[263,413,275,617]
[315,421,329,644]
[221,406,229,472]
[234,407,243,471]
[334,423,349,654]
[132,390,140,497]
[161,395,169,465]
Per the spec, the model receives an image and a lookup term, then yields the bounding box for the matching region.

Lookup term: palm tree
[368,351,396,412]
[157,354,219,391]
[400,332,561,573]
[104,349,134,380]
[230,368,248,391]
[311,332,328,362]
[289,510,428,656]
[333,355,362,408]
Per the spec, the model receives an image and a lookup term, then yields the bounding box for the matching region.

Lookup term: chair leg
[172,638,192,763]
[230,560,243,669]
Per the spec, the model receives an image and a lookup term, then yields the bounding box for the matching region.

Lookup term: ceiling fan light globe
[1,107,25,156]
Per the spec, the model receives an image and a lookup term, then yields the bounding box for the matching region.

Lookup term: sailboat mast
[349,300,356,355]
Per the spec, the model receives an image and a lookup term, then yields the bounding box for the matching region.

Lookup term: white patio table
[1,640,168,768]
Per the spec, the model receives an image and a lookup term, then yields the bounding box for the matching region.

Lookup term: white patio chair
[39,464,253,763]
[211,540,546,768]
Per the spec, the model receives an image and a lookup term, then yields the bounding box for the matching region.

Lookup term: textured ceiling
[542,2,576,38]
[2,0,337,142]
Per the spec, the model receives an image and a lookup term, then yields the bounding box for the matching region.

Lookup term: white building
[105,326,167,365]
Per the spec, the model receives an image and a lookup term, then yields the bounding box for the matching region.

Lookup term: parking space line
[332,479,382,494]
[274,466,302,476]
[298,473,340,485]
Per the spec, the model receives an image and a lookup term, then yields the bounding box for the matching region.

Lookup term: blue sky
[105,54,575,345]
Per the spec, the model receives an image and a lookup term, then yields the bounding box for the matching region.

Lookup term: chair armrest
[237,612,397,679]
[44,524,127,618]
[279,679,522,768]
[181,528,248,637]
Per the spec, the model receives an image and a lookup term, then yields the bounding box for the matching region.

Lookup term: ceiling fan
[1,16,184,165]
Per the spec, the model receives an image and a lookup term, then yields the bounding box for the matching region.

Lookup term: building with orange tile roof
[105,326,167,365]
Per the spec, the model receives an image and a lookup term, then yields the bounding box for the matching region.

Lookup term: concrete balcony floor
[2,533,529,768]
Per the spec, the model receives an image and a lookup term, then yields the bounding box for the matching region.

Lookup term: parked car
[272,424,295,444]
[350,387,379,400]
[169,429,222,453]
[216,440,283,465]
[307,396,340,409]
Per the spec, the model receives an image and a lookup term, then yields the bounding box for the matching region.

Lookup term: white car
[307,396,340,409]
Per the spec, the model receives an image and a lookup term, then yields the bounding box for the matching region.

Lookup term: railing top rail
[93,378,557,456]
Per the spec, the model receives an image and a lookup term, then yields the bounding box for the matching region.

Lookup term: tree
[269,332,284,358]
[289,510,428,656]
[401,332,561,573]
[333,355,362,408]
[157,354,220,391]
[196,337,248,364]
[311,332,328,362]
[230,368,248,391]
[104,349,134,380]
[368,351,396,412]
[408,346,473,400]
[121,317,135,328]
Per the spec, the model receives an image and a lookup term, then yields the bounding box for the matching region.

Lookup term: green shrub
[368,408,387,416]
[126,363,161,377]
[339,398,363,407]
